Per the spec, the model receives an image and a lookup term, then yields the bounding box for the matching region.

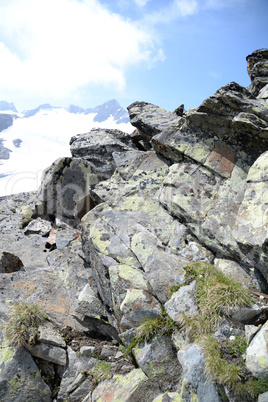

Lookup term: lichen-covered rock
[120,288,162,329]
[246,321,268,378]
[127,101,181,139]
[70,128,137,182]
[91,368,161,402]
[132,335,181,390]
[0,344,51,401]
[153,82,268,174]
[233,151,268,282]
[24,218,52,236]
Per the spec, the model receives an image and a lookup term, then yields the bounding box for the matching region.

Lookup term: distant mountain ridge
[0,99,130,124]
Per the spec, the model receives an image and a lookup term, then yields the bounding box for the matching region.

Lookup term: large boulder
[0,345,51,401]
[36,157,95,226]
[247,48,268,96]
[69,128,137,182]
[152,82,268,174]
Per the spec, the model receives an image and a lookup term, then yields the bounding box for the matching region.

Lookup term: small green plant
[128,309,177,354]
[202,334,268,400]
[176,262,264,400]
[89,362,112,386]
[179,262,253,337]
[1,302,47,348]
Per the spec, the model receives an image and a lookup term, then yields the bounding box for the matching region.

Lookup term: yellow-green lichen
[90,226,110,255]
[0,346,16,365]
[257,356,268,369]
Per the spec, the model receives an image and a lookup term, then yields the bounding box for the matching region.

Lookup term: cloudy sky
[0,0,267,112]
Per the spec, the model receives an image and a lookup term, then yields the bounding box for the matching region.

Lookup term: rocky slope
[0,49,268,401]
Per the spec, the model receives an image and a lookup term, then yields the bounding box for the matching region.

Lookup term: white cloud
[145,0,198,24]
[0,0,163,100]
[134,0,150,6]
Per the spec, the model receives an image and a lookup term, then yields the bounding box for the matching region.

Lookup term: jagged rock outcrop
[1,49,268,401]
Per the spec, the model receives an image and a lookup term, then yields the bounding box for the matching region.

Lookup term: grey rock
[0,344,51,401]
[57,346,97,401]
[0,251,23,273]
[245,324,261,345]
[246,321,268,378]
[70,128,137,182]
[133,335,181,390]
[165,281,197,322]
[24,217,52,236]
[177,344,221,402]
[36,157,95,226]
[219,304,261,323]
[38,321,66,348]
[127,101,181,139]
[80,346,95,356]
[259,391,268,402]
[25,342,67,365]
[247,48,268,96]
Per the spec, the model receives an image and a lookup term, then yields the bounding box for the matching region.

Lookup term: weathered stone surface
[26,342,67,365]
[246,321,268,378]
[24,217,52,236]
[247,49,268,96]
[219,304,261,323]
[70,128,137,182]
[38,321,66,348]
[36,157,94,226]
[233,151,268,281]
[177,344,221,402]
[165,281,197,322]
[258,391,268,402]
[0,344,51,401]
[153,82,268,174]
[133,335,181,390]
[214,258,258,289]
[245,324,261,345]
[91,368,161,402]
[120,288,162,329]
[57,346,97,401]
[127,101,181,139]
[159,161,247,261]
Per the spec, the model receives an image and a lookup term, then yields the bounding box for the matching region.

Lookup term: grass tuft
[127,309,176,354]
[1,302,47,348]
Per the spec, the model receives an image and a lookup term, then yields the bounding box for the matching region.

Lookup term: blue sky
[0,0,267,112]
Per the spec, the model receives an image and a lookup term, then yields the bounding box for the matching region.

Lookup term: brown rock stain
[205,141,235,178]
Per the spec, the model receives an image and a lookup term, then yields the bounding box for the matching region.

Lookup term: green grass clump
[89,362,112,386]
[177,262,263,400]
[128,309,176,354]
[1,302,47,348]
[203,334,268,400]
[179,262,253,338]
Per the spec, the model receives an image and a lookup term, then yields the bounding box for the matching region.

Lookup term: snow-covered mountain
[0,99,133,196]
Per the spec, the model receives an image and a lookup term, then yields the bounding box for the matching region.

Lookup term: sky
[0,0,267,113]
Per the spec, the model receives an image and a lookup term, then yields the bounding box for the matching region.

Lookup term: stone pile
[0,49,268,401]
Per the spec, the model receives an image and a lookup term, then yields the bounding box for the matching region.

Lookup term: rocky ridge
[0,49,268,401]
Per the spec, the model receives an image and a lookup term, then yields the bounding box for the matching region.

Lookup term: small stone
[80,346,95,356]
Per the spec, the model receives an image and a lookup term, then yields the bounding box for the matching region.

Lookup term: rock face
[0,50,268,401]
